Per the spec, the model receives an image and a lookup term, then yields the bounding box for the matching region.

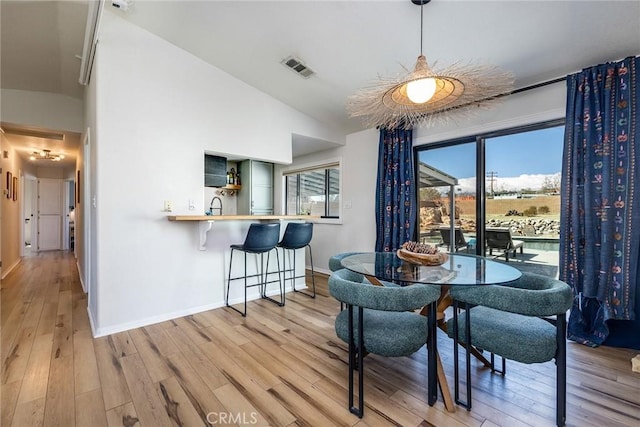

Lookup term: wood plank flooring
[2,251,639,426]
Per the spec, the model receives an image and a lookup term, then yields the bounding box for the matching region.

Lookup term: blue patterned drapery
[560,56,640,348]
[375,128,416,252]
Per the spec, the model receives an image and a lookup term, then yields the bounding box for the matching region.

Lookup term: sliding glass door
[415,121,564,277]
[484,125,563,276]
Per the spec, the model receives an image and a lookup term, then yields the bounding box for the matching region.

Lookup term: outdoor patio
[421,231,560,278]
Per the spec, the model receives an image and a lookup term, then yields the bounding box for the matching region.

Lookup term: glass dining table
[340,251,522,412]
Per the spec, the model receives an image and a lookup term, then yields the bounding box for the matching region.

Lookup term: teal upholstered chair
[446,272,572,426]
[329,252,400,311]
[329,268,441,417]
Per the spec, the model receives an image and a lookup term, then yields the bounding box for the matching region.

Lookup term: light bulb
[406,77,436,104]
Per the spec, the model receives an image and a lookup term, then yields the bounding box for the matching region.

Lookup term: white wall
[1,133,27,278]
[282,81,568,274]
[84,71,98,331]
[414,81,566,145]
[274,128,381,274]
[89,11,346,335]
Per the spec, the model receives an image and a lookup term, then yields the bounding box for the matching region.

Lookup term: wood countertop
[168,214,317,221]
[169,214,317,250]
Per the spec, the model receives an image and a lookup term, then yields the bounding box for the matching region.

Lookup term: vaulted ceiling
[2,0,640,162]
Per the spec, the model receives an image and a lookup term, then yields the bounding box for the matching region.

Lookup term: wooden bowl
[397,248,449,266]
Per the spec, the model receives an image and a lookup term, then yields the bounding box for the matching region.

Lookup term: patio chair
[437,227,469,252]
[485,227,524,261]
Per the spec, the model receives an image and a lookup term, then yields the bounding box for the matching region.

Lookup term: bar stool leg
[261,248,285,307]
[291,245,316,298]
[225,248,249,317]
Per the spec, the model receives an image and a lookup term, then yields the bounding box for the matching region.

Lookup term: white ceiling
[1,0,87,167]
[2,0,640,161]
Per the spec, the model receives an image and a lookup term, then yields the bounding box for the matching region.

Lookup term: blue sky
[418,125,565,180]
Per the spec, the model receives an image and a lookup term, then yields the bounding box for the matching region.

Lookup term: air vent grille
[281,56,314,78]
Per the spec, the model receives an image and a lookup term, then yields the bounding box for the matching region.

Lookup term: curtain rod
[500,53,640,99]
[502,75,567,98]
[395,75,568,126]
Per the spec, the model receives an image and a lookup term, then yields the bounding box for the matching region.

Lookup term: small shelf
[222,184,241,190]
[217,184,241,196]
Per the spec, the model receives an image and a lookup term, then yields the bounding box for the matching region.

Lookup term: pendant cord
[419,2,423,55]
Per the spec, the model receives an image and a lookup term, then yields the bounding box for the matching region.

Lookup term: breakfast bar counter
[168,214,314,221]
[168,214,316,250]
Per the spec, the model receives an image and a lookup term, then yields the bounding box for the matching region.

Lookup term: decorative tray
[397,242,449,266]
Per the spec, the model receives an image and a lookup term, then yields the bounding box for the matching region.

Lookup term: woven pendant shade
[347,1,514,130]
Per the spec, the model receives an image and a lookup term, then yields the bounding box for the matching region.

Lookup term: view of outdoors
[417,125,564,276]
[285,166,340,218]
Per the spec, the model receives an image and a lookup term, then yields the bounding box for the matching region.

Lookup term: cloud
[454,172,561,194]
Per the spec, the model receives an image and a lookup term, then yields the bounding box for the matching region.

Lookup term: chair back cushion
[278,222,313,249]
[450,272,572,317]
[242,223,281,253]
[329,268,440,312]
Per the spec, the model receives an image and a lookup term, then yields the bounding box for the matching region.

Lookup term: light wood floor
[2,251,639,426]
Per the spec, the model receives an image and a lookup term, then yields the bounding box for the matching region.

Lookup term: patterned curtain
[560,56,640,348]
[375,128,416,252]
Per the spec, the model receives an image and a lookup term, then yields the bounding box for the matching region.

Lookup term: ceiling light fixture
[29,149,65,162]
[347,0,514,129]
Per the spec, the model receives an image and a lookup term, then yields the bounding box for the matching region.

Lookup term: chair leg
[261,249,285,307]
[490,353,506,375]
[556,313,567,427]
[347,305,364,418]
[464,303,472,410]
[452,300,461,405]
[427,301,437,406]
[452,300,472,410]
[292,245,316,298]
[226,249,248,317]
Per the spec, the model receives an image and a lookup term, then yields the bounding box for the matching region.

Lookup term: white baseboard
[76,261,86,293]
[90,288,291,338]
[87,305,98,337]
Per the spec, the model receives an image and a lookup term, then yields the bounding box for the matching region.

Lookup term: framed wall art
[6,171,12,199]
[76,169,81,204]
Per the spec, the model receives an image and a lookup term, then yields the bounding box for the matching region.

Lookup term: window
[284,162,340,218]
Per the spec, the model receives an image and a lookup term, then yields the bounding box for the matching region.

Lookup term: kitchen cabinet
[237,160,274,215]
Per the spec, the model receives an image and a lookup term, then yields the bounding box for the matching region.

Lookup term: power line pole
[486,171,498,197]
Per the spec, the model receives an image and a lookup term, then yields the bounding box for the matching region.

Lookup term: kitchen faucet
[209,196,223,216]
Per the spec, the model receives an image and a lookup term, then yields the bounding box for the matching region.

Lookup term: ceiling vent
[281,56,315,79]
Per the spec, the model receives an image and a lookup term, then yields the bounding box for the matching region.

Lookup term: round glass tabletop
[340,252,522,286]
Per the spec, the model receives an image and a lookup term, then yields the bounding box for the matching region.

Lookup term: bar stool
[226,223,283,317]
[278,222,315,298]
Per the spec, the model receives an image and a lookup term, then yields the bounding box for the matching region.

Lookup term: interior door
[38,178,62,251]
